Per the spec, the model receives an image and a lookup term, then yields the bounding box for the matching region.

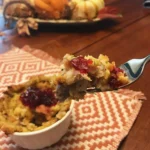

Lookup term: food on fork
[56,54,129,99]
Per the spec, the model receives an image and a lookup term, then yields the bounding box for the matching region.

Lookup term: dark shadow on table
[118,137,127,150]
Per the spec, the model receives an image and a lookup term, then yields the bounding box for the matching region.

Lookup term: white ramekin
[10,100,74,150]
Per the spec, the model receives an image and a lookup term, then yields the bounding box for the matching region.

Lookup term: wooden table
[0,0,150,149]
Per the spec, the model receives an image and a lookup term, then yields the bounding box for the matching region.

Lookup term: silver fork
[119,54,150,88]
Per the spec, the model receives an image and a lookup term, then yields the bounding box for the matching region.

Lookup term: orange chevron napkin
[0,46,146,150]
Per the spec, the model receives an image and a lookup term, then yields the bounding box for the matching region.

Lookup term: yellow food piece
[56,111,67,120]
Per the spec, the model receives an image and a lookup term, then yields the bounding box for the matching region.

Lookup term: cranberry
[111,67,124,74]
[20,87,58,109]
[41,89,58,106]
[71,56,92,73]
[108,76,123,89]
[108,67,124,89]
[20,87,41,108]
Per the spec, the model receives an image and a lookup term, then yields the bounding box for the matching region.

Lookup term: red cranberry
[71,56,92,73]
[108,76,123,89]
[111,67,124,74]
[20,87,41,108]
[20,87,58,109]
[109,67,124,89]
[40,89,58,106]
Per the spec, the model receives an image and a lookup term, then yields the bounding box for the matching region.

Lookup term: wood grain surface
[0,0,150,149]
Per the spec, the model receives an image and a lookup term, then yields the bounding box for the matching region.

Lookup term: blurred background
[0,0,2,5]
[0,0,3,13]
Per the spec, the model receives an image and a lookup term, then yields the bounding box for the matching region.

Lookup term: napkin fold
[0,46,146,150]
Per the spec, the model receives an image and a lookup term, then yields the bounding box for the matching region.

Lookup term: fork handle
[143,55,150,65]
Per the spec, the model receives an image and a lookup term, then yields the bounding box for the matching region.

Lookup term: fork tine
[120,55,150,84]
[120,64,136,81]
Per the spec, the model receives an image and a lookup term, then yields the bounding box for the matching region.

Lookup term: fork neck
[143,55,150,65]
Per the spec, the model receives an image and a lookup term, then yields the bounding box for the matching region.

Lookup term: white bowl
[10,100,74,150]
